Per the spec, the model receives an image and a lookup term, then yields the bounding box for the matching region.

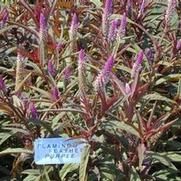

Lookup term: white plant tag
[34,137,87,165]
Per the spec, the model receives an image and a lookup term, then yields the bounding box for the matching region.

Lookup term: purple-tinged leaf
[0,76,6,92]
[78,49,86,72]
[119,12,127,37]
[51,87,60,101]
[137,143,146,169]
[138,0,146,18]
[165,0,177,25]
[29,102,38,120]
[63,66,72,80]
[0,8,8,28]
[47,59,56,77]
[56,42,62,52]
[145,48,154,64]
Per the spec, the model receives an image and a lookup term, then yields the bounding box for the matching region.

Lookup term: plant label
[34,138,87,165]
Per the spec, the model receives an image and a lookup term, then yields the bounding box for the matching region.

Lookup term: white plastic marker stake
[34,138,87,165]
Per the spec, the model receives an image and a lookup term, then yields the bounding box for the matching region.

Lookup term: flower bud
[95,55,114,91]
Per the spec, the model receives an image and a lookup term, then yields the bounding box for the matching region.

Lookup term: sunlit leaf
[0,148,33,156]
[79,144,90,181]
[59,164,79,180]
[147,151,178,171]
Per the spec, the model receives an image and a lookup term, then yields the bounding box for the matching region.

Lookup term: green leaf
[29,86,51,98]
[156,74,181,85]
[2,127,30,135]
[99,165,115,180]
[0,25,17,34]
[79,144,90,181]
[22,169,40,175]
[0,176,11,181]
[163,140,181,151]
[52,112,66,128]
[0,131,16,145]
[98,158,125,180]
[90,0,102,8]
[143,93,176,104]
[59,164,79,180]
[26,61,42,75]
[176,78,181,99]
[130,166,141,181]
[23,175,40,181]
[29,119,55,135]
[101,120,140,138]
[152,169,180,181]
[0,148,33,156]
[147,151,178,171]
[159,152,181,162]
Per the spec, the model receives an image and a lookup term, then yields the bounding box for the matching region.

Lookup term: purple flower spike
[145,48,154,64]
[136,50,144,65]
[63,66,72,80]
[176,39,181,51]
[165,0,177,25]
[119,12,127,37]
[0,75,6,92]
[2,8,8,25]
[70,13,78,39]
[40,13,46,30]
[131,50,144,78]
[51,87,60,101]
[0,8,9,28]
[78,49,86,71]
[39,13,47,41]
[108,19,118,42]
[48,59,56,77]
[103,55,114,76]
[95,55,114,91]
[71,13,78,30]
[29,102,38,120]
[102,0,113,36]
[104,0,113,16]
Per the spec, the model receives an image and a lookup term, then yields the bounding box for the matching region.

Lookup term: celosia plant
[0,0,181,180]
